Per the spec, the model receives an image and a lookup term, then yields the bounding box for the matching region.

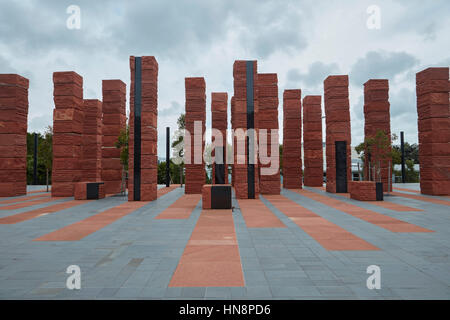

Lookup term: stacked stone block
[102,80,126,194]
[128,56,158,201]
[282,89,302,189]
[211,92,228,184]
[324,75,352,193]
[0,74,29,196]
[232,60,259,199]
[349,181,378,201]
[52,71,84,197]
[416,67,450,195]
[363,79,392,192]
[257,73,280,194]
[185,77,206,194]
[303,95,323,187]
[82,99,102,182]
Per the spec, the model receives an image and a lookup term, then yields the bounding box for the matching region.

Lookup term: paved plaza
[0,183,449,300]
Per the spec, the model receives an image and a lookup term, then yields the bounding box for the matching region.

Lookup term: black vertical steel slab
[214,146,225,184]
[211,185,232,209]
[246,61,255,199]
[166,127,170,187]
[335,141,347,193]
[133,57,142,201]
[33,133,38,185]
[400,131,406,183]
[375,182,384,201]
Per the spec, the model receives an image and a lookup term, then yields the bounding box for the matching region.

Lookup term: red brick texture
[211,92,228,184]
[0,74,29,196]
[324,75,352,193]
[416,67,450,195]
[102,80,126,194]
[282,89,302,189]
[201,184,212,209]
[232,60,259,199]
[303,95,323,187]
[185,77,206,194]
[363,79,392,192]
[51,72,84,197]
[82,99,102,182]
[349,181,377,201]
[257,73,280,194]
[128,56,158,201]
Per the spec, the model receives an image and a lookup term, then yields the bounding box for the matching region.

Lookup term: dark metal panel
[246,61,255,199]
[335,141,348,193]
[214,146,225,184]
[211,185,232,209]
[86,183,99,200]
[133,57,142,201]
[376,182,384,201]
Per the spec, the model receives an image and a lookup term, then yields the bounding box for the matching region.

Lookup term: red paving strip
[391,191,450,206]
[154,194,201,219]
[0,194,49,205]
[34,186,180,241]
[27,189,49,194]
[0,200,89,224]
[0,196,56,210]
[264,195,379,251]
[34,201,149,241]
[237,198,286,228]
[169,209,244,287]
[157,184,180,198]
[295,189,433,233]
[393,187,420,194]
[337,193,423,212]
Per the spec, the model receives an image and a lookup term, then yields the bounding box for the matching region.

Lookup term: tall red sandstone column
[129,56,158,201]
[282,89,302,189]
[324,75,351,193]
[0,74,29,196]
[232,60,259,199]
[211,92,228,184]
[363,79,392,192]
[52,72,84,197]
[185,77,206,194]
[102,80,126,194]
[416,67,450,195]
[82,99,102,182]
[303,95,323,187]
[257,73,280,194]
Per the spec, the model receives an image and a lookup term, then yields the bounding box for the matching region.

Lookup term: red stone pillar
[52,72,84,197]
[303,95,323,187]
[416,67,450,195]
[102,80,126,194]
[232,60,259,199]
[129,56,158,201]
[257,73,280,194]
[0,74,29,196]
[185,77,206,194]
[282,89,302,189]
[324,75,351,193]
[211,92,228,184]
[363,79,392,192]
[82,99,102,182]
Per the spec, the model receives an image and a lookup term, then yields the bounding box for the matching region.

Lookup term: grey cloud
[349,51,419,86]
[287,62,339,87]
[159,101,182,118]
[389,87,416,118]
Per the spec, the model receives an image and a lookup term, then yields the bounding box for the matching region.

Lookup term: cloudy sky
[1,0,449,157]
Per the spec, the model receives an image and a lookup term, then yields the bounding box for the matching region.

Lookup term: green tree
[26,126,53,190]
[392,142,419,164]
[355,130,396,181]
[115,125,129,171]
